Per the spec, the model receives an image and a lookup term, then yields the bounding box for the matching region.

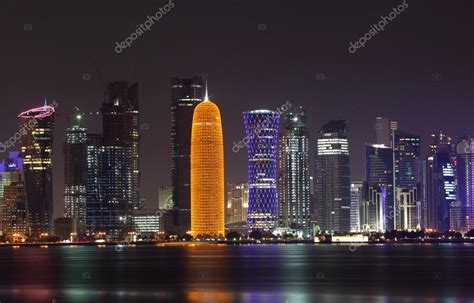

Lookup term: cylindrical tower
[190,96,224,237]
[243,110,280,231]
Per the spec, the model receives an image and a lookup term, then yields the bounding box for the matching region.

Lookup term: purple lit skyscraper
[243,110,280,231]
[456,138,474,231]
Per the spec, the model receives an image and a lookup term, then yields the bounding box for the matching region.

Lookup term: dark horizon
[0,0,472,218]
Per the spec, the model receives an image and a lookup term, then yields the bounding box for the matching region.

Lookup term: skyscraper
[393,131,421,229]
[18,103,55,238]
[190,91,224,237]
[350,181,366,232]
[86,136,131,238]
[226,183,249,224]
[315,120,351,234]
[393,131,421,188]
[366,144,394,231]
[375,117,398,147]
[0,152,27,241]
[64,112,87,225]
[102,81,140,210]
[243,110,280,231]
[456,138,474,231]
[277,107,311,236]
[170,77,204,235]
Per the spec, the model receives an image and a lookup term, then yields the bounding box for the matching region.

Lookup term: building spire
[44,96,48,107]
[204,80,209,101]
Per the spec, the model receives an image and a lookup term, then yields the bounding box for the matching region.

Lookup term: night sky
[0,0,472,218]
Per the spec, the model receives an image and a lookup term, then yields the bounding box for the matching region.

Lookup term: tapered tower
[190,89,224,237]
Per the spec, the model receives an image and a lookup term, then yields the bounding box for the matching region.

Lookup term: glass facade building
[315,120,351,234]
[170,77,204,235]
[64,113,87,225]
[277,108,311,236]
[366,144,394,231]
[18,104,55,238]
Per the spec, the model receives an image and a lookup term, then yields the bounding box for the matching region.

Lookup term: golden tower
[190,88,225,237]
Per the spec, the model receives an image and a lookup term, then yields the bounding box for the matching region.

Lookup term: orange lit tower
[190,87,224,237]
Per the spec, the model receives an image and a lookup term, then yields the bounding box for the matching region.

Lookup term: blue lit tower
[243,110,280,231]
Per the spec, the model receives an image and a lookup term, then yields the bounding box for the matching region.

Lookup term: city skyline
[1,0,471,219]
[0,1,473,302]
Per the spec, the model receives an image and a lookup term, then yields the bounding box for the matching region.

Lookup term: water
[0,243,473,302]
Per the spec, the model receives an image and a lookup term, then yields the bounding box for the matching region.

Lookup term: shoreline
[1,239,474,247]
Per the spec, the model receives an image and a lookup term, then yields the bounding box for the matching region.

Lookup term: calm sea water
[0,243,473,302]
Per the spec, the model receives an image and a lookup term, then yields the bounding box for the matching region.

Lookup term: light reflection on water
[0,243,473,302]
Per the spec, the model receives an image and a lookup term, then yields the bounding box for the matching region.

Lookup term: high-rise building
[366,144,394,231]
[158,186,173,210]
[393,131,421,188]
[277,108,311,236]
[243,110,280,231]
[18,103,55,238]
[0,152,27,241]
[64,112,87,225]
[350,181,366,232]
[456,138,474,231]
[102,81,140,210]
[415,157,433,229]
[170,77,204,235]
[315,120,351,234]
[226,183,249,224]
[86,139,131,238]
[190,92,224,237]
[375,117,398,147]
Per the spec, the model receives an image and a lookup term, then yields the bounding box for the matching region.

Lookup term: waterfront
[0,243,474,302]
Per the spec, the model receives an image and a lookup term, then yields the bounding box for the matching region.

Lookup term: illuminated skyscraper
[64,112,87,225]
[18,102,55,238]
[86,134,131,238]
[366,144,394,231]
[0,152,27,241]
[243,110,280,231]
[350,181,366,232]
[226,183,249,224]
[102,81,140,210]
[171,77,204,235]
[190,91,224,237]
[456,138,474,231]
[393,131,421,229]
[315,120,351,234]
[277,108,311,236]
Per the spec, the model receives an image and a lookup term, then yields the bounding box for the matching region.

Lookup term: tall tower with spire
[190,86,225,237]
